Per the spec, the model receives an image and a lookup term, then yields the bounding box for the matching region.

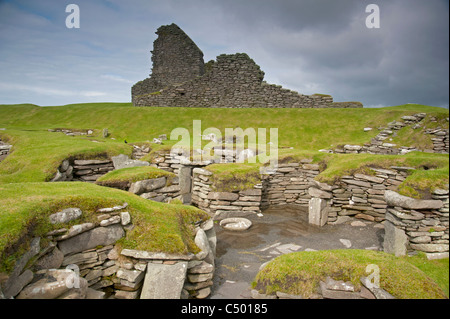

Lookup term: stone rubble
[48,128,94,136]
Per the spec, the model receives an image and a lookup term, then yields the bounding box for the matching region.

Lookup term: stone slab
[58,224,124,255]
[384,190,443,210]
[140,262,188,299]
[383,220,408,256]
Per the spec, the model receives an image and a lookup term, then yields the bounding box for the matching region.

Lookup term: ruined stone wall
[188,159,448,257]
[132,23,205,101]
[132,24,363,109]
[133,53,340,108]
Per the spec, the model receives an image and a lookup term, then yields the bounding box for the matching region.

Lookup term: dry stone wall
[100,174,186,204]
[48,128,94,137]
[50,154,154,183]
[191,167,263,220]
[134,53,361,109]
[327,113,449,155]
[261,161,320,208]
[383,189,449,258]
[132,24,362,109]
[132,24,205,99]
[426,128,449,153]
[51,159,114,182]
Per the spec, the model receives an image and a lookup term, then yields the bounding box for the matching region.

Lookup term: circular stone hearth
[219,218,252,231]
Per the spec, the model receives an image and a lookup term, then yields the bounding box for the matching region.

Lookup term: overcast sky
[0,0,448,108]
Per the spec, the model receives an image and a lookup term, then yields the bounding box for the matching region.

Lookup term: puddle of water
[215,205,322,257]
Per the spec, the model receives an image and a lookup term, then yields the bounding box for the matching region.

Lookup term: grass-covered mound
[252,250,448,299]
[206,163,261,192]
[0,128,130,183]
[95,166,176,190]
[0,182,209,273]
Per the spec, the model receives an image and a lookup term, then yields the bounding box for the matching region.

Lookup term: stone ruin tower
[132,23,363,109]
[132,23,205,100]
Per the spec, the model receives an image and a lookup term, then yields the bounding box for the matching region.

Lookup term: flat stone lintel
[121,249,194,261]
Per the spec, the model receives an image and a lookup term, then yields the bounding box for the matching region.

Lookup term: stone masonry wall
[261,161,320,208]
[132,23,205,99]
[132,24,363,109]
[51,159,115,182]
[134,53,361,109]
[191,167,263,220]
[383,189,449,258]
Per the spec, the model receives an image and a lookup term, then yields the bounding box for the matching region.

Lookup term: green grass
[0,182,209,273]
[207,162,261,192]
[1,102,448,150]
[252,250,448,299]
[403,252,450,297]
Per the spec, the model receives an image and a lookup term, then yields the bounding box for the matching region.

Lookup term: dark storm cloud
[0,0,448,108]
[208,0,449,107]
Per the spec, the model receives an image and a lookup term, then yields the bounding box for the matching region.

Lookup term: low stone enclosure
[190,163,449,259]
[0,203,216,299]
[132,23,362,109]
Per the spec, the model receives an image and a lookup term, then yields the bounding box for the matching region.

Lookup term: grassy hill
[1,102,448,149]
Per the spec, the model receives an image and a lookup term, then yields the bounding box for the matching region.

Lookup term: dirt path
[210,205,384,299]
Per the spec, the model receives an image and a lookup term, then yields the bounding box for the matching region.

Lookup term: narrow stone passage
[210,205,384,299]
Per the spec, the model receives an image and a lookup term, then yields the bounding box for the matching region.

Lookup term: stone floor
[210,205,384,299]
